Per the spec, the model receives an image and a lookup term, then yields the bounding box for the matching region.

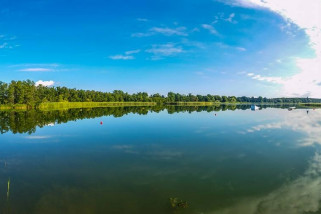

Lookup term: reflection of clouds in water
[247,110,321,146]
[211,152,321,214]
[195,126,210,134]
[112,145,139,154]
[145,151,183,160]
[24,135,52,139]
[112,144,183,159]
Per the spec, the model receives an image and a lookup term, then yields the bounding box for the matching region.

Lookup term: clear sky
[0,0,320,97]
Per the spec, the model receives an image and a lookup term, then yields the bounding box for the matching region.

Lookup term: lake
[0,105,320,214]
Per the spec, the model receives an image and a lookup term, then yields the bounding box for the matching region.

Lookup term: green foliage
[0,80,321,110]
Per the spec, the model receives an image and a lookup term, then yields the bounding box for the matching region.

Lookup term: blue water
[0,106,320,214]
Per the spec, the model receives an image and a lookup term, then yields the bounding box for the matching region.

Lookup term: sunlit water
[0,106,320,214]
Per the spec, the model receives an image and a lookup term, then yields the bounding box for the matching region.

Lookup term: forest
[0,80,320,108]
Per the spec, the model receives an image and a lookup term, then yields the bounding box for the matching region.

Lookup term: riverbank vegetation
[0,80,320,110]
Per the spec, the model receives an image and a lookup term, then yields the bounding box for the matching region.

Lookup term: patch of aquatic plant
[169,197,188,209]
[7,177,10,200]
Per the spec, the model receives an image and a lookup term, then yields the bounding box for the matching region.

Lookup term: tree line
[0,80,320,108]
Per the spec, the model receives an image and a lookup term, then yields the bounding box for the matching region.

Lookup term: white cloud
[110,49,140,60]
[146,43,183,59]
[35,80,55,87]
[226,13,236,23]
[150,27,188,36]
[213,12,237,24]
[125,49,141,55]
[230,0,321,97]
[202,24,219,35]
[19,68,52,72]
[109,55,134,60]
[236,47,246,51]
[131,32,149,37]
[249,73,285,84]
[132,26,188,37]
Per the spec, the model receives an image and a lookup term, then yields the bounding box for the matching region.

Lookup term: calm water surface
[0,106,320,214]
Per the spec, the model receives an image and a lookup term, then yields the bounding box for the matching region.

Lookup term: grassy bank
[0,104,28,110]
[166,101,221,106]
[299,103,321,107]
[1,101,312,111]
[37,102,157,110]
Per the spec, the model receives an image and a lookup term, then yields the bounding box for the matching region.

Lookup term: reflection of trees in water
[0,105,253,134]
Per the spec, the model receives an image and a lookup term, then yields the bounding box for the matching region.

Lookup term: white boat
[288,107,296,111]
[251,105,260,111]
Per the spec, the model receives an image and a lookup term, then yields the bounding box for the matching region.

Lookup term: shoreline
[0,101,318,111]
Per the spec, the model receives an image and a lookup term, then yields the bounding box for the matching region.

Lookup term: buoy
[100,121,103,125]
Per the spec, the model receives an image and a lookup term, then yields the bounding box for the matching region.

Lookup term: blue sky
[0,0,320,97]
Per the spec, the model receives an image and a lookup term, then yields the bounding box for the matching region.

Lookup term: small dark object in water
[307,110,309,114]
[177,201,188,208]
[100,121,103,125]
[215,114,216,116]
[169,197,188,209]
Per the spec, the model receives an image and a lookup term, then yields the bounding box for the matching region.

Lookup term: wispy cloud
[181,38,206,49]
[35,80,55,87]
[146,43,183,60]
[125,49,141,55]
[216,42,246,51]
[19,68,53,72]
[110,49,141,60]
[16,64,60,72]
[247,72,284,84]
[226,13,236,23]
[150,27,188,36]
[0,34,18,49]
[201,24,218,35]
[137,18,149,22]
[0,42,12,49]
[109,55,134,60]
[213,12,237,24]
[132,26,188,37]
[236,47,246,51]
